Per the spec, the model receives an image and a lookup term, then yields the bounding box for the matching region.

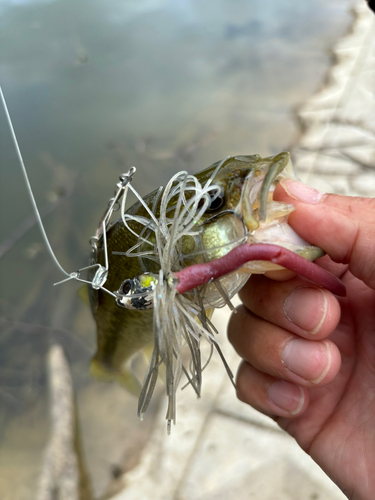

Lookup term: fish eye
[205,187,225,213]
[119,279,134,296]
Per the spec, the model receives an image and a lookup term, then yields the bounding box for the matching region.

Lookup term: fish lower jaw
[250,220,324,262]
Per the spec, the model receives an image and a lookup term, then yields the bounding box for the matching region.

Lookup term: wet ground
[0,0,361,498]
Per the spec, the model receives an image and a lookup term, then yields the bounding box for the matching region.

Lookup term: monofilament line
[0,86,70,278]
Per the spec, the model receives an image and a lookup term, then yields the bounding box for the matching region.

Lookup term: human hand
[228,179,375,500]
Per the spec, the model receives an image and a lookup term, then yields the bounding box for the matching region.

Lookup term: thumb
[274,179,375,289]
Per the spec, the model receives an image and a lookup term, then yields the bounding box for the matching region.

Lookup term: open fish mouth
[236,152,324,261]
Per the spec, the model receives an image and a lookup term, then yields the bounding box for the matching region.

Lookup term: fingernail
[284,287,327,334]
[282,339,331,384]
[267,380,304,415]
[280,179,324,204]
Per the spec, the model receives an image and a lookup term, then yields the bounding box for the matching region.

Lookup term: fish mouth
[237,151,294,233]
[235,153,324,262]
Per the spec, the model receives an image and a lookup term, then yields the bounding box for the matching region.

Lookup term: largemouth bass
[1,88,344,430]
[86,152,345,429]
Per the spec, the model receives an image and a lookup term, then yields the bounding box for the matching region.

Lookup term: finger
[236,361,309,418]
[228,305,341,387]
[238,274,341,339]
[312,254,348,279]
[274,180,375,289]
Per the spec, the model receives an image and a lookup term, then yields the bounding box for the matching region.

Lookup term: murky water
[0,0,357,498]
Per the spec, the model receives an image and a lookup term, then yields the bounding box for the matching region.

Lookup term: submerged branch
[36,345,92,500]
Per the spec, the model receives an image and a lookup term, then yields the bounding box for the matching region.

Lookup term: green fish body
[88,153,323,396]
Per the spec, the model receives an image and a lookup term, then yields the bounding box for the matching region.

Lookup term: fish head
[184,152,322,265]
[196,152,293,218]
[173,152,324,306]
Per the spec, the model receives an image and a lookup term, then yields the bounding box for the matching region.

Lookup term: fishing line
[1,86,118,298]
[0,86,70,278]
